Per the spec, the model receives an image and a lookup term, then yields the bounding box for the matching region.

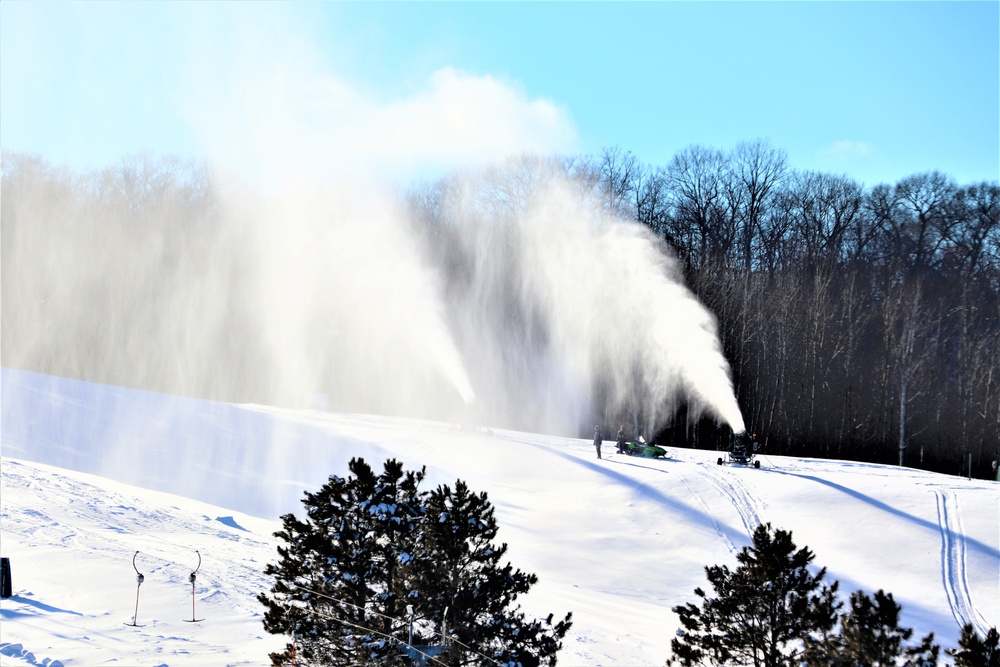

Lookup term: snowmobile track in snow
[935,490,991,638]
[678,471,741,554]
[694,459,766,542]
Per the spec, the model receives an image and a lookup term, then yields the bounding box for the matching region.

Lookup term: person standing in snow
[593,425,603,459]
[616,426,627,454]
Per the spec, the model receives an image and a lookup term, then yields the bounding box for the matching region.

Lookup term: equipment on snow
[1,557,12,598]
[184,550,204,622]
[125,551,145,627]
[622,438,668,459]
[718,433,762,468]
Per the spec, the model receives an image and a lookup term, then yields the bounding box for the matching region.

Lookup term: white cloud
[366,67,577,173]
[176,7,578,187]
[821,139,874,161]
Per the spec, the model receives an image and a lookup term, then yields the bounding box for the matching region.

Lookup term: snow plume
[0,4,743,437]
[208,159,743,434]
[426,161,745,435]
[1,157,744,437]
[216,176,476,417]
[161,6,741,433]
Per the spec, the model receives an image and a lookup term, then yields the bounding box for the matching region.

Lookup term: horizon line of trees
[404,142,999,478]
[568,141,998,479]
[2,142,997,479]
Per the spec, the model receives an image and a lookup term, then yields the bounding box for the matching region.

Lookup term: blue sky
[2,1,997,187]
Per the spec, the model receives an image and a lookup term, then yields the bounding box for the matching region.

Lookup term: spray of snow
[192,161,743,435]
[430,165,744,434]
[2,3,744,436]
[217,177,477,415]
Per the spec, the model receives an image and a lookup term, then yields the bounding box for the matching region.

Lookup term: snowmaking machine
[717,432,761,468]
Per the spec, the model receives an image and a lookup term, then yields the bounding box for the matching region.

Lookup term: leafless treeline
[578,142,999,478]
[2,145,998,477]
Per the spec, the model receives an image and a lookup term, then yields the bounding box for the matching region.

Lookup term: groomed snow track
[936,490,992,638]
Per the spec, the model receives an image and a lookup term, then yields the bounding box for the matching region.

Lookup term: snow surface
[1,368,998,666]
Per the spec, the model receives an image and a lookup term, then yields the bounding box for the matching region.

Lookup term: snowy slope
[1,458,283,666]
[1,368,998,666]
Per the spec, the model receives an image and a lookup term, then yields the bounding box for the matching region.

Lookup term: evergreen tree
[948,624,1000,667]
[803,589,939,666]
[258,457,572,666]
[258,457,425,666]
[407,479,572,666]
[669,523,840,667]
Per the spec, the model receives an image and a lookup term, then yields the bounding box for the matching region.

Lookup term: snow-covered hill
[1,368,998,666]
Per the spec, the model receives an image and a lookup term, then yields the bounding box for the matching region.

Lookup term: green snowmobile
[623,439,668,459]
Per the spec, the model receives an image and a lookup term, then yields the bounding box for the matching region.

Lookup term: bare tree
[786,171,864,270]
[732,139,788,272]
[944,183,1000,469]
[634,165,671,239]
[597,145,641,219]
[893,171,958,271]
[664,145,730,268]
